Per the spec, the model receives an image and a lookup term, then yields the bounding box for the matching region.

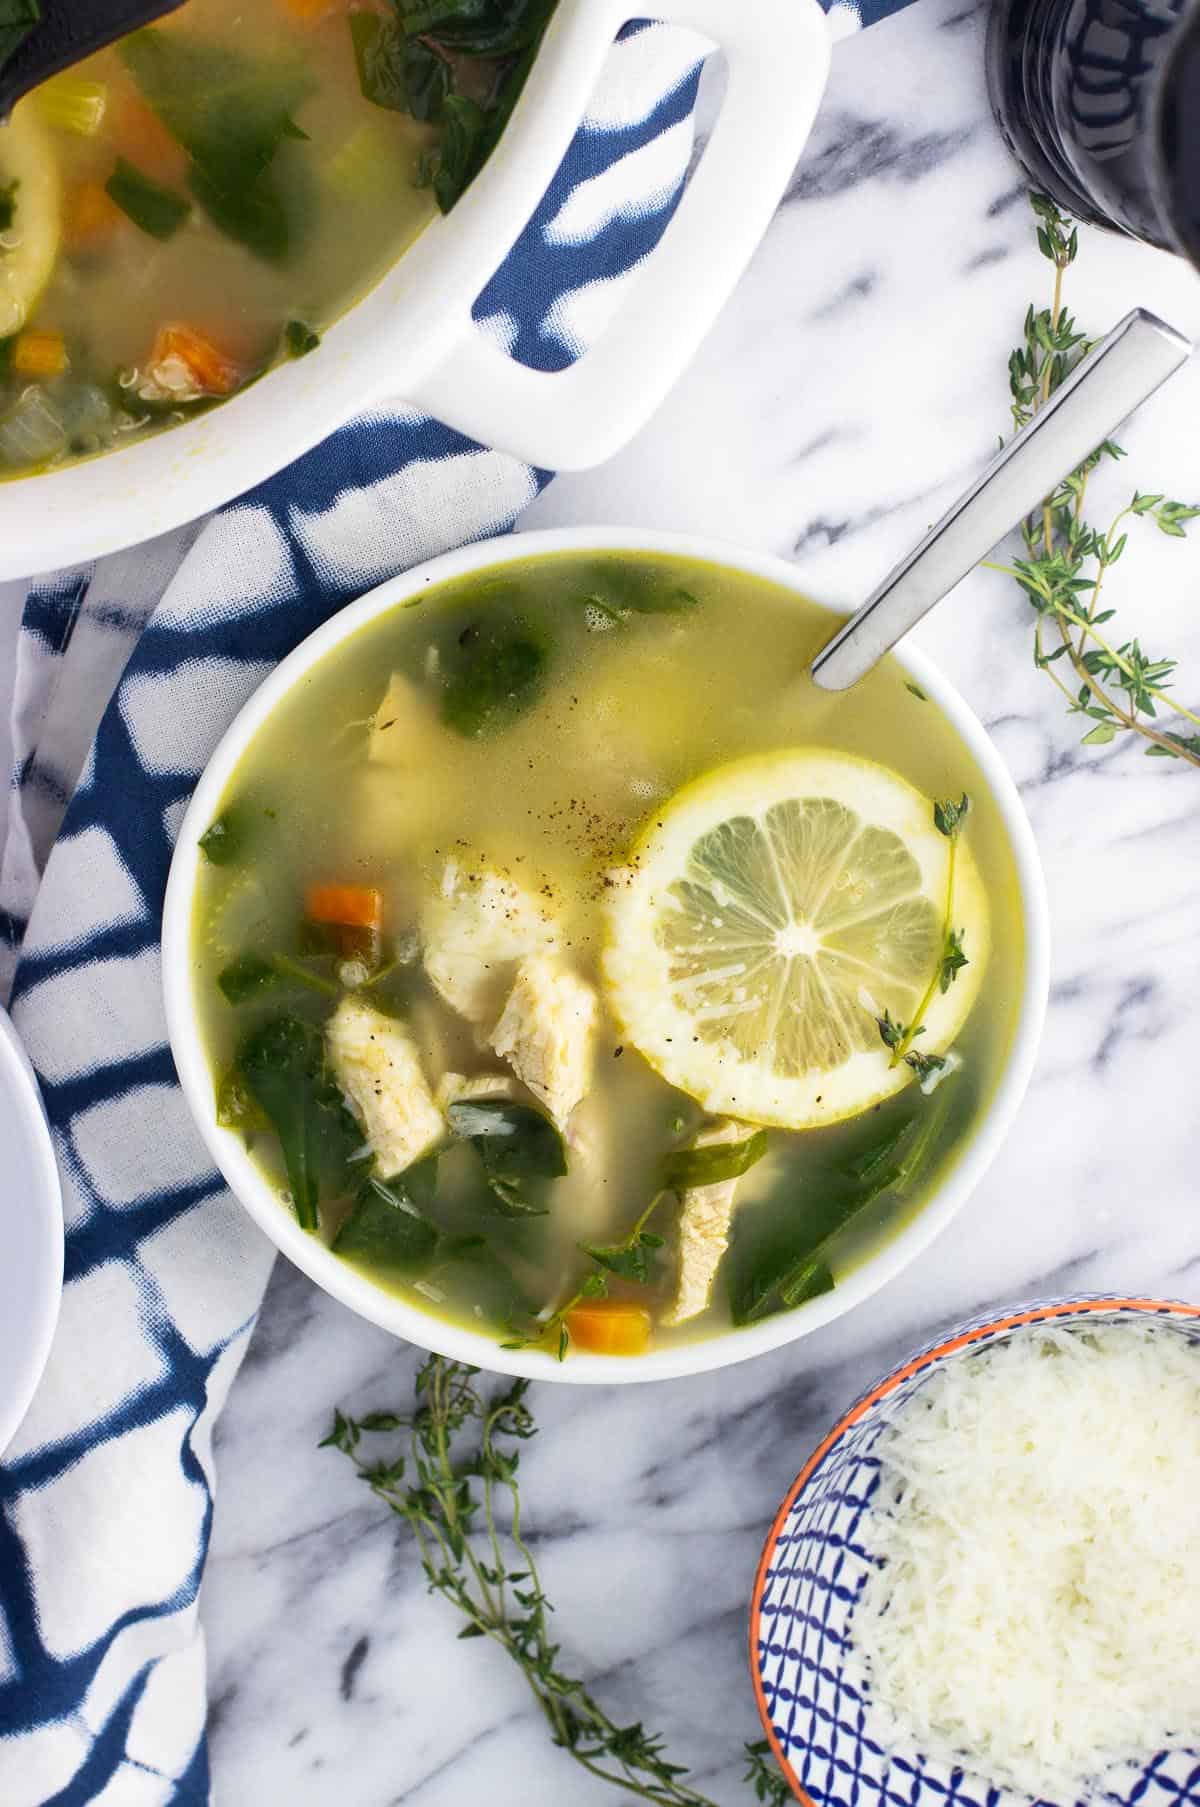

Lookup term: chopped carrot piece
[65,181,123,253]
[564,1302,652,1357]
[305,884,384,931]
[150,324,242,397]
[278,0,353,21]
[112,94,189,188]
[12,330,68,379]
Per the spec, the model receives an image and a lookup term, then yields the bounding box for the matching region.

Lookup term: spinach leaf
[447,1097,565,1216]
[439,1232,531,1325]
[121,30,312,186]
[284,319,320,358]
[661,1129,768,1191]
[105,159,191,240]
[216,1067,269,1133]
[189,161,291,262]
[728,1093,951,1327]
[217,950,338,1006]
[399,0,555,55]
[334,1157,440,1270]
[121,29,312,260]
[578,563,701,619]
[350,13,449,121]
[439,615,549,738]
[218,953,278,1006]
[198,805,247,865]
[237,1016,362,1231]
[422,93,487,214]
[0,0,38,79]
[403,0,557,211]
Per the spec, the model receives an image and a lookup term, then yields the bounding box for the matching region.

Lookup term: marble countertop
[6,0,1200,1798]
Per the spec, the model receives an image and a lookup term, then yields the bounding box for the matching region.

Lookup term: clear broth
[190,552,1027,1356]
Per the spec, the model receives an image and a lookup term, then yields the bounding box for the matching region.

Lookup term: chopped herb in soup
[0,0,556,476]
[190,552,1026,1359]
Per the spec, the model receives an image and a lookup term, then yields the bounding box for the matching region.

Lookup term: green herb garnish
[986,195,1200,767]
[284,318,320,358]
[447,1096,565,1216]
[502,1193,664,1358]
[877,794,969,1072]
[105,159,191,240]
[582,1195,667,1285]
[322,1356,793,1805]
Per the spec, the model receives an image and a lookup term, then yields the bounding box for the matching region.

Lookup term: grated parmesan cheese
[848,1322,1200,1803]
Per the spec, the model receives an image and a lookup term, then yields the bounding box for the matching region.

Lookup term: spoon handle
[810,307,1191,692]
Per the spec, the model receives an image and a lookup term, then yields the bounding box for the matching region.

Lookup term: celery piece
[34,76,108,137]
[325,122,396,202]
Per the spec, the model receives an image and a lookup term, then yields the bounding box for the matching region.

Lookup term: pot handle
[407,0,831,472]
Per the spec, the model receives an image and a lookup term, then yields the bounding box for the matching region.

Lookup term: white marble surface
[7,0,1200,1798]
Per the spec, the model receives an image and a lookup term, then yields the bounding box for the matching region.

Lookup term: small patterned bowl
[750,1295,1200,1807]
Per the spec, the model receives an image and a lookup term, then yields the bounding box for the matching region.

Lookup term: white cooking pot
[0,0,831,580]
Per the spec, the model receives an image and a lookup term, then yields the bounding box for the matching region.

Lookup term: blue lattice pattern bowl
[750,1295,1200,1807]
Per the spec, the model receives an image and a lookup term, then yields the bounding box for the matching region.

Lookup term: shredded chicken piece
[490,955,597,1131]
[326,996,443,1179]
[436,1070,523,1112]
[664,1120,746,1326]
[421,859,558,1026]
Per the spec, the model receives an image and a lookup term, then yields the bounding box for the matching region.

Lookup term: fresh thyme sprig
[322,1357,792,1806]
[876,794,970,1079]
[502,1193,667,1359]
[989,193,1200,766]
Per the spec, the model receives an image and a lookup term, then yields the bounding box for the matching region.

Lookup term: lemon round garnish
[602,750,989,1128]
[0,102,61,341]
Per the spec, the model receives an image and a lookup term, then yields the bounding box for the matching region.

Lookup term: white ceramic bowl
[0,0,830,580]
[162,527,1051,1385]
[0,1005,64,1454]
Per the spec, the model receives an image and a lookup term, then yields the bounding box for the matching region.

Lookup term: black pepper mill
[987,0,1200,269]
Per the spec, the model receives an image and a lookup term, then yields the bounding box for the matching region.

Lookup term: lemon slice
[603,750,989,1128]
[0,102,61,341]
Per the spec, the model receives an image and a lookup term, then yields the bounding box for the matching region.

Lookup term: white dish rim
[0,1004,64,1452]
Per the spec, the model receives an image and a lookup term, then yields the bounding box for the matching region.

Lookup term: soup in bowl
[0,0,830,577]
[162,530,1049,1382]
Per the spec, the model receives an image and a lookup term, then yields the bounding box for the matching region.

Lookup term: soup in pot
[0,0,555,475]
[189,552,1025,1360]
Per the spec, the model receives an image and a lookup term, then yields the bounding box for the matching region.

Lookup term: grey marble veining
[201,0,1200,1798]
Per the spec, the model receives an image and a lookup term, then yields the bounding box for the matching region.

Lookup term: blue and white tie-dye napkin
[0,6,904,1802]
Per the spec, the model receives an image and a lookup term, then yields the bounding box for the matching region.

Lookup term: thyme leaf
[993,195,1200,768]
[323,1357,790,1803]
[876,794,969,1074]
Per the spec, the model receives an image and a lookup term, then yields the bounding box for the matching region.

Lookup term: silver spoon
[810,307,1191,691]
